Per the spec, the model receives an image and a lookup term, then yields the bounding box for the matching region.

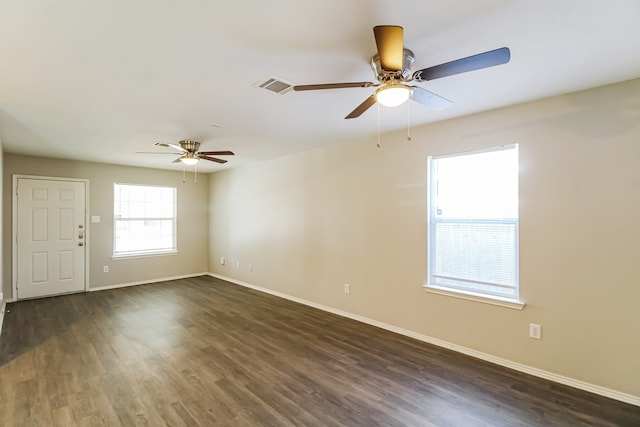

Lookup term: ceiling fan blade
[345,94,377,119]
[135,151,179,154]
[410,86,453,111]
[155,142,187,153]
[199,155,227,164]
[198,150,234,156]
[373,25,404,71]
[412,47,510,82]
[294,82,374,91]
[172,157,182,163]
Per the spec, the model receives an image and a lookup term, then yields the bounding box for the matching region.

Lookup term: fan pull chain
[182,165,186,183]
[377,103,381,148]
[407,100,412,142]
[194,162,198,183]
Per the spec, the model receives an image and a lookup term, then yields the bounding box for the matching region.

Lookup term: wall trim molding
[209,273,640,407]
[89,272,209,292]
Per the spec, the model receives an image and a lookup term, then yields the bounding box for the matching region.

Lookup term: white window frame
[113,183,177,258]
[425,145,523,309]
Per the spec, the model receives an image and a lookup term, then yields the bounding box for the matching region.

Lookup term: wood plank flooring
[1,276,639,426]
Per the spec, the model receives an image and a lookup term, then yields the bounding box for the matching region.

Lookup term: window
[427,145,519,302]
[114,183,176,257]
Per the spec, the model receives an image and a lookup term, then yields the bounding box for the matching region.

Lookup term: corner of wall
[0,136,4,303]
[0,293,5,338]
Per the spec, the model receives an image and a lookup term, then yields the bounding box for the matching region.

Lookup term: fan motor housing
[179,140,200,152]
[371,48,415,81]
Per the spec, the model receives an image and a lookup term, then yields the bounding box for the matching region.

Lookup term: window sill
[112,250,178,260]
[423,285,525,310]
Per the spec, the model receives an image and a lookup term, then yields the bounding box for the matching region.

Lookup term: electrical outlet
[249,264,253,272]
[236,261,240,269]
[220,257,226,265]
[103,265,109,273]
[343,283,350,294]
[529,323,542,339]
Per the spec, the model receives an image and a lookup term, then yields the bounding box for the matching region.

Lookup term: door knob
[78,242,84,246]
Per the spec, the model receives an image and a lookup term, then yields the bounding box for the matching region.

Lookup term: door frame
[12,174,91,300]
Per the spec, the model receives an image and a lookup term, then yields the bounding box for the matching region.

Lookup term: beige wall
[2,155,209,299]
[208,78,640,397]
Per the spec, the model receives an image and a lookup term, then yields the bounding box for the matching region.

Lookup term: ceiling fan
[293,25,511,119]
[139,140,234,165]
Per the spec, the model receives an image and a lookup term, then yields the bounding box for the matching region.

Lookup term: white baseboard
[90,272,209,292]
[208,273,640,407]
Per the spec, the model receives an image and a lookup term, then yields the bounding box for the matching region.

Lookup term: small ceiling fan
[294,25,511,119]
[139,140,234,165]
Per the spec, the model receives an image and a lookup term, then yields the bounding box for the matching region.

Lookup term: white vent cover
[254,75,294,94]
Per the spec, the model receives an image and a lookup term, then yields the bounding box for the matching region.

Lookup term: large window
[427,145,519,301]
[114,183,176,257]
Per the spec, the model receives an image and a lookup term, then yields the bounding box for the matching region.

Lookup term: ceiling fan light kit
[293,25,510,119]
[180,153,199,165]
[375,84,412,107]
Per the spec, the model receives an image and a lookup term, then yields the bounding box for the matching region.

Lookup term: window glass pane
[435,149,517,219]
[428,146,519,300]
[431,221,518,298]
[113,184,176,256]
[130,201,145,218]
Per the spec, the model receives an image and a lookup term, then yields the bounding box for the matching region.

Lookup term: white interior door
[16,178,86,299]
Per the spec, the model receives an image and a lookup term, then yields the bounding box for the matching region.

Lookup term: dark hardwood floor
[1,276,638,426]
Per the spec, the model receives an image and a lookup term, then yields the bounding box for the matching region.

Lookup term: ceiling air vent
[254,75,294,95]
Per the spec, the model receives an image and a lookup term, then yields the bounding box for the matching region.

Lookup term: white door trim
[12,174,91,300]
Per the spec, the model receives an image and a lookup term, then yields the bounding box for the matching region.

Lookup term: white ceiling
[1,0,639,172]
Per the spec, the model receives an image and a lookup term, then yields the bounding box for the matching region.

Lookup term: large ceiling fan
[139,140,234,165]
[294,25,511,119]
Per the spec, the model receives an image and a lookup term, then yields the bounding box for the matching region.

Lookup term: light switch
[91,216,101,223]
